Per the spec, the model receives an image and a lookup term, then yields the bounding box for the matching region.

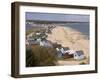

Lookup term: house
[60,48,65,54]
[61,47,70,55]
[27,39,39,45]
[26,40,29,45]
[56,47,70,58]
[27,37,34,41]
[63,50,75,59]
[74,50,85,60]
[35,32,41,35]
[57,51,63,58]
[56,48,61,57]
[46,28,52,34]
[39,40,53,48]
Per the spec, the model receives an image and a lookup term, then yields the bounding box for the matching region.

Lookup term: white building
[74,51,84,60]
[56,48,85,60]
[36,32,41,35]
[36,38,41,42]
[26,40,29,45]
[39,41,53,47]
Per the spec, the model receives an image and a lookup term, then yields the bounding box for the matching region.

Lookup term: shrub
[26,45,57,67]
[79,62,86,65]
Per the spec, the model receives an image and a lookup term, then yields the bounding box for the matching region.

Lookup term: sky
[26,12,89,22]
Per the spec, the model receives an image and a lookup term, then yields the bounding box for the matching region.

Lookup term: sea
[63,22,89,37]
[26,22,89,38]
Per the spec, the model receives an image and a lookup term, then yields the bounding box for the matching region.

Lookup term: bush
[26,45,57,67]
[79,62,86,65]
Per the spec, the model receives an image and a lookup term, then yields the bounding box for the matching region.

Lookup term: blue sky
[26,12,89,22]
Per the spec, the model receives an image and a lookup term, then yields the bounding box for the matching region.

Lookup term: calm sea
[63,22,89,36]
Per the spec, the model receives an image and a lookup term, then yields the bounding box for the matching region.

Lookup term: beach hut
[63,49,75,59]
[56,47,70,58]
[36,32,41,35]
[26,40,29,45]
[36,38,41,42]
[39,40,53,48]
[60,48,65,54]
[74,50,84,60]
[56,48,62,58]
[28,39,39,45]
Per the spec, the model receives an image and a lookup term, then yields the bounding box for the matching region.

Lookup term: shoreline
[46,26,89,65]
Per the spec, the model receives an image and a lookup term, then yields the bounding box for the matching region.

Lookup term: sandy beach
[46,26,90,65]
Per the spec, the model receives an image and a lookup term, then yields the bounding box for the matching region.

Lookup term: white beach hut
[60,48,65,54]
[74,50,84,60]
[36,32,41,35]
[26,40,29,45]
[36,38,41,42]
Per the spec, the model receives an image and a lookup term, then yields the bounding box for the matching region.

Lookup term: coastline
[46,26,89,65]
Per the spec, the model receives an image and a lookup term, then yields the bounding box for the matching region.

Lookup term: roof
[28,40,39,45]
[67,50,76,54]
[76,50,84,56]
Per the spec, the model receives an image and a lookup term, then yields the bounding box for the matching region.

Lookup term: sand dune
[46,26,89,58]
